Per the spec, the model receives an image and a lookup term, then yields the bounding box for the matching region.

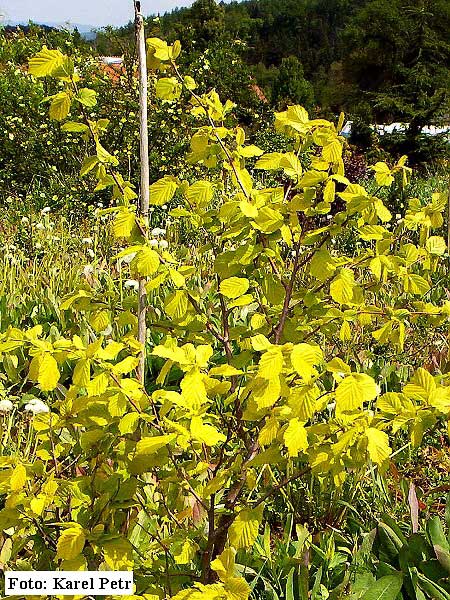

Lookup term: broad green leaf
[361,574,403,600]
[155,77,181,101]
[75,88,97,107]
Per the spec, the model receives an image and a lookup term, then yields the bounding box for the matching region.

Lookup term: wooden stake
[134,0,150,384]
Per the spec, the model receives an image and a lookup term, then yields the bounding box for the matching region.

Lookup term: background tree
[272,55,314,110]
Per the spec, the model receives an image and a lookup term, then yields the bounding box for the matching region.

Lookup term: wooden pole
[134,0,150,384]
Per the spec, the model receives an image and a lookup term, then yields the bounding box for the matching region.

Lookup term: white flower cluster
[0,398,49,415]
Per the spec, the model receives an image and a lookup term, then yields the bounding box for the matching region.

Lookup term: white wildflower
[35,223,45,230]
[149,239,159,247]
[87,248,95,259]
[124,279,139,291]
[159,239,169,249]
[82,237,93,245]
[0,399,14,413]
[21,216,29,225]
[41,206,51,214]
[25,399,49,415]
[151,227,165,237]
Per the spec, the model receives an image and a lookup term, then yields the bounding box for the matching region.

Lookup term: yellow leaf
[283,418,308,457]
[133,247,160,276]
[258,417,280,446]
[56,525,85,561]
[220,277,250,299]
[29,46,65,77]
[291,344,323,380]
[229,507,263,550]
[10,464,27,491]
[135,434,176,455]
[150,176,178,206]
[30,353,60,392]
[335,373,379,413]
[73,358,91,388]
[191,416,226,446]
[365,428,391,465]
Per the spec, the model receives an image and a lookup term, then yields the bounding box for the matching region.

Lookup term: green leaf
[61,122,89,133]
[361,575,403,600]
[220,277,250,299]
[29,46,65,77]
[75,88,97,107]
[119,412,140,435]
[155,77,181,101]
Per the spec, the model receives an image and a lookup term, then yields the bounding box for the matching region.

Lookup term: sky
[0,0,198,28]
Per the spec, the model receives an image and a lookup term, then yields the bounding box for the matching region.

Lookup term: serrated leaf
[284,418,308,457]
[365,428,391,465]
[335,373,379,412]
[29,46,65,77]
[30,353,60,392]
[220,277,250,299]
[191,416,226,446]
[150,176,178,206]
[49,92,71,121]
[229,507,263,550]
[10,464,27,491]
[57,526,85,561]
[133,247,160,276]
[135,434,176,455]
[291,344,323,380]
[75,88,97,107]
